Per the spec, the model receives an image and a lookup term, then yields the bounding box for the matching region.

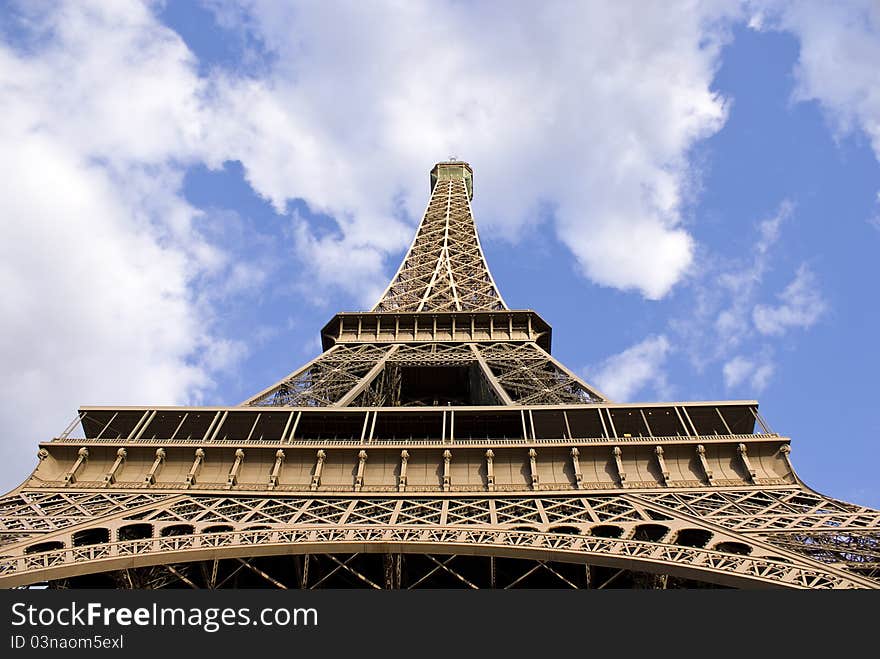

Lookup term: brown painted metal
[1,161,877,589]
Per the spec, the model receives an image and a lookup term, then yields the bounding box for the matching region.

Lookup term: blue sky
[1,1,878,507]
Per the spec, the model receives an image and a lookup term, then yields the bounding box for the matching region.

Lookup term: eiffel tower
[2,161,878,589]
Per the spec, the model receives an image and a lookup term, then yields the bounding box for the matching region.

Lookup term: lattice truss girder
[248,344,391,407]
[629,489,880,581]
[1,487,877,588]
[0,492,173,534]
[479,342,602,404]
[760,532,880,580]
[373,179,505,312]
[631,489,880,532]
[248,342,603,407]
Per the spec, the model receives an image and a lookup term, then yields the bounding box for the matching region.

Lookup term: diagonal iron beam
[470,344,514,404]
[240,345,342,406]
[424,554,478,589]
[309,554,358,589]
[408,555,457,589]
[165,565,198,589]
[334,345,400,407]
[539,561,580,589]
[504,562,542,589]
[215,562,247,589]
[598,569,626,590]
[323,554,381,590]
[236,558,287,589]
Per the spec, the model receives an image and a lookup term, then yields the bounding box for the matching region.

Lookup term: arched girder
[0,526,864,589]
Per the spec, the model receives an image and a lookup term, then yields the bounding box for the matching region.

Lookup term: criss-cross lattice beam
[0,492,178,542]
[243,341,606,407]
[478,343,606,404]
[244,344,396,407]
[373,165,505,312]
[630,489,880,533]
[626,489,880,584]
[761,531,880,581]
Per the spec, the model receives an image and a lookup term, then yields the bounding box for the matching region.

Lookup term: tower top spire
[431,160,474,200]
[374,160,501,312]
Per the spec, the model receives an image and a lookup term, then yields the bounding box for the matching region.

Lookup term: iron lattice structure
[2,161,878,589]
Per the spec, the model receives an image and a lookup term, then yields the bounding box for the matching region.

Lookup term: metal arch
[1,489,875,589]
[0,526,862,590]
[4,487,878,584]
[4,484,879,586]
[34,555,735,589]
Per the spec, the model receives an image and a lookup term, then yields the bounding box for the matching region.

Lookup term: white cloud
[757,199,792,252]
[753,264,827,335]
[0,1,246,490]
[671,199,792,370]
[199,0,741,300]
[751,362,776,391]
[712,200,793,347]
[752,0,880,160]
[870,191,880,231]
[722,356,752,388]
[664,194,826,394]
[289,217,391,309]
[591,335,672,402]
[723,355,775,391]
[669,199,820,393]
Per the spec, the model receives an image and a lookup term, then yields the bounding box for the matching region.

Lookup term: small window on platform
[674,528,712,548]
[684,406,729,435]
[642,408,688,437]
[25,541,65,554]
[160,524,194,537]
[632,524,669,542]
[717,406,757,435]
[532,410,568,439]
[714,541,751,555]
[248,413,289,441]
[202,525,234,534]
[565,409,606,439]
[118,524,153,541]
[453,411,523,441]
[609,409,650,437]
[371,412,443,441]
[73,528,110,546]
[295,413,366,441]
[590,525,624,538]
[213,412,259,441]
